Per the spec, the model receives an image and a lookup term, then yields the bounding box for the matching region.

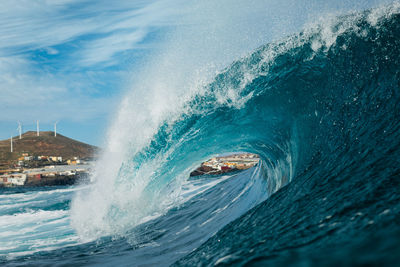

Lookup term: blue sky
[0,0,392,146]
[0,0,184,146]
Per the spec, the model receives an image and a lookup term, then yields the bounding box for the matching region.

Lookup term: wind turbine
[17,121,22,139]
[36,120,40,136]
[10,135,13,153]
[54,121,58,137]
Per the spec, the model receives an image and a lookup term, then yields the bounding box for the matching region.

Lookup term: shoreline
[190,153,259,177]
[0,164,92,188]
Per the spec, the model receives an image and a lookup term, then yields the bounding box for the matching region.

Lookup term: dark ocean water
[1,4,400,266]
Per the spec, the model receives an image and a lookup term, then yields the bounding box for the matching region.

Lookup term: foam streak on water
[0,187,80,259]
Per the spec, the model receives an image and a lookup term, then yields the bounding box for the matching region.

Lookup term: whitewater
[1,1,400,266]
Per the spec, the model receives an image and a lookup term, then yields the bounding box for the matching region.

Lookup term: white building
[7,174,27,186]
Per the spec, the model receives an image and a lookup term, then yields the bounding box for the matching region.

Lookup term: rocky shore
[189,165,239,177]
[23,172,89,187]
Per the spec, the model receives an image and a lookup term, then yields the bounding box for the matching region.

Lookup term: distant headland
[0,131,99,187]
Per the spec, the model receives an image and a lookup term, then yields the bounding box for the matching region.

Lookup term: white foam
[0,208,83,257]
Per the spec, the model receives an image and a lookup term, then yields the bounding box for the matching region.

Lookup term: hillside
[0,131,99,164]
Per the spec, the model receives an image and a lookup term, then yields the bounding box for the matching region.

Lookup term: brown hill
[0,131,99,163]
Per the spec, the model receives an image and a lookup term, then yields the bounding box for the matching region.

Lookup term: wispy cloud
[78,29,148,67]
[0,0,181,65]
[0,0,184,134]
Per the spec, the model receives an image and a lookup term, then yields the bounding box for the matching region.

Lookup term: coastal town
[0,155,93,187]
[190,153,260,177]
[0,130,98,187]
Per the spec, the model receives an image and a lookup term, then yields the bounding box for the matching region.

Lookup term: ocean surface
[1,4,400,266]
